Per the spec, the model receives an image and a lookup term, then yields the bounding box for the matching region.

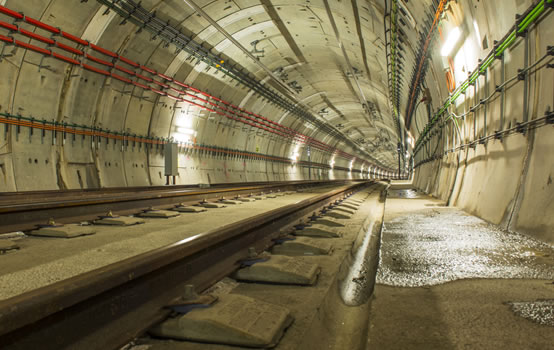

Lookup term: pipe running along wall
[409,0,553,244]
[0,2,396,192]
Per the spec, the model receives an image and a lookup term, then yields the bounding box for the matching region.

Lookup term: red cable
[406,0,449,122]
[0,5,365,163]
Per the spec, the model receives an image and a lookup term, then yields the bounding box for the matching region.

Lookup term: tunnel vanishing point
[0,0,553,349]
[0,0,552,242]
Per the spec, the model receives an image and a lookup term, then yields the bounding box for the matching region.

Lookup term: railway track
[0,180,360,234]
[0,180,386,350]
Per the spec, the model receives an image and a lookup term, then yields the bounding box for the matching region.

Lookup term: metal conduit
[95,0,376,161]
[0,5,377,162]
[414,0,553,154]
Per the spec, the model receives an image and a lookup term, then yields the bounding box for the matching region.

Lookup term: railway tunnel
[0,0,552,349]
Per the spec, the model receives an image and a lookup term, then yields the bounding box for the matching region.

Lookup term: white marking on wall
[239,76,271,108]
[165,51,189,77]
[214,21,273,52]
[81,6,117,44]
[196,5,266,42]
[172,5,267,83]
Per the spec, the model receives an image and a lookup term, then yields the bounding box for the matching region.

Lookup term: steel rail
[0,181,370,350]
[0,181,310,201]
[0,180,358,234]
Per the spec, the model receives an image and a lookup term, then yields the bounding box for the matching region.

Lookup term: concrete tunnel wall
[409,0,553,244]
[0,0,381,192]
[0,0,551,245]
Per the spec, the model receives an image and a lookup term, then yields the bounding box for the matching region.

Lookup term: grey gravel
[377,209,554,287]
[507,299,554,327]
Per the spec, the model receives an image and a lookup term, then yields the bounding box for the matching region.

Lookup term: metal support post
[397,142,402,178]
[484,70,488,138]
[473,79,477,142]
[307,146,311,180]
[500,54,506,134]
[523,31,529,124]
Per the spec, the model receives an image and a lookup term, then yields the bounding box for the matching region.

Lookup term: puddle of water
[377,209,554,287]
[507,300,554,327]
[389,189,420,199]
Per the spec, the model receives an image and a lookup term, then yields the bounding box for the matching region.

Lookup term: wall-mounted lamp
[176,127,196,135]
[441,27,462,57]
[173,127,197,143]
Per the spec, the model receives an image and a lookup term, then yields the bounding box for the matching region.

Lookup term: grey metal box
[164,143,179,176]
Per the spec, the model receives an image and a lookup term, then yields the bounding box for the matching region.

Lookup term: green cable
[496,31,516,56]
[480,55,495,73]
[518,1,545,31]
[414,0,551,154]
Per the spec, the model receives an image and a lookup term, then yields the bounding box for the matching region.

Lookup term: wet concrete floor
[368,188,554,349]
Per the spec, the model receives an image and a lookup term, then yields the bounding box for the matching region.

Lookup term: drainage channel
[0,181,386,350]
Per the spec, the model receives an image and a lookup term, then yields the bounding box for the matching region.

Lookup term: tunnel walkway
[367,186,554,349]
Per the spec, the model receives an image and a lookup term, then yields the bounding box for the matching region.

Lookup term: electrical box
[164,143,179,176]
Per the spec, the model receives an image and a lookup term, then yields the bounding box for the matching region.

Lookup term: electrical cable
[414,0,553,153]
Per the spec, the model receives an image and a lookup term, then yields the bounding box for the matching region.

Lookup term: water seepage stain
[388,189,420,199]
[377,209,554,287]
[507,300,554,327]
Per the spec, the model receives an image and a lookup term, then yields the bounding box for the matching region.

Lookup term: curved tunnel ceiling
[140,0,411,166]
[0,0,443,188]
